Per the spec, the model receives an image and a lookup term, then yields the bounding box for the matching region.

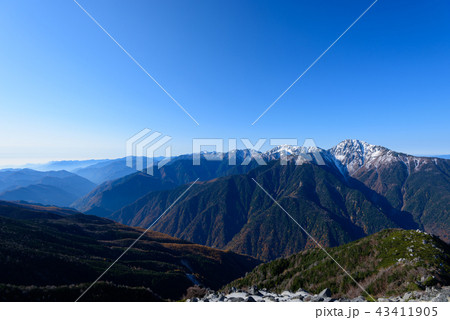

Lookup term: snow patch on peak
[328,139,389,174]
[266,144,323,156]
[264,144,325,166]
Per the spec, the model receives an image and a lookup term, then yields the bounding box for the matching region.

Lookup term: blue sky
[0,0,449,166]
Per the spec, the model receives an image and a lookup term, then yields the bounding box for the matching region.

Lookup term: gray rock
[378,298,390,302]
[248,286,259,295]
[186,286,450,303]
[311,296,325,302]
[319,288,332,298]
[295,290,310,296]
[291,294,304,301]
[228,297,245,302]
[431,293,447,302]
[403,292,412,301]
[352,296,366,302]
[264,296,279,302]
[338,298,351,302]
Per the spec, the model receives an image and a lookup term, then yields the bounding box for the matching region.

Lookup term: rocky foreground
[186,286,450,302]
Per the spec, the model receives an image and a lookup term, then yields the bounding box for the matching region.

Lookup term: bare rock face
[187,286,450,302]
[319,288,332,298]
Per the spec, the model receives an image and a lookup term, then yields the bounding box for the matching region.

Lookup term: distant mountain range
[0,201,259,301]
[107,154,416,260]
[26,159,109,172]
[73,150,261,216]
[2,139,448,260]
[72,158,138,184]
[13,157,166,185]
[72,172,177,217]
[73,139,449,260]
[0,157,161,207]
[22,158,138,184]
[0,169,96,207]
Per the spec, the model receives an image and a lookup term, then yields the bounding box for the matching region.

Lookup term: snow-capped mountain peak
[327,139,388,174]
[173,139,440,177]
[326,139,410,175]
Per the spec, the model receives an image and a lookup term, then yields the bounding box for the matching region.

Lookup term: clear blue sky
[0,0,449,166]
